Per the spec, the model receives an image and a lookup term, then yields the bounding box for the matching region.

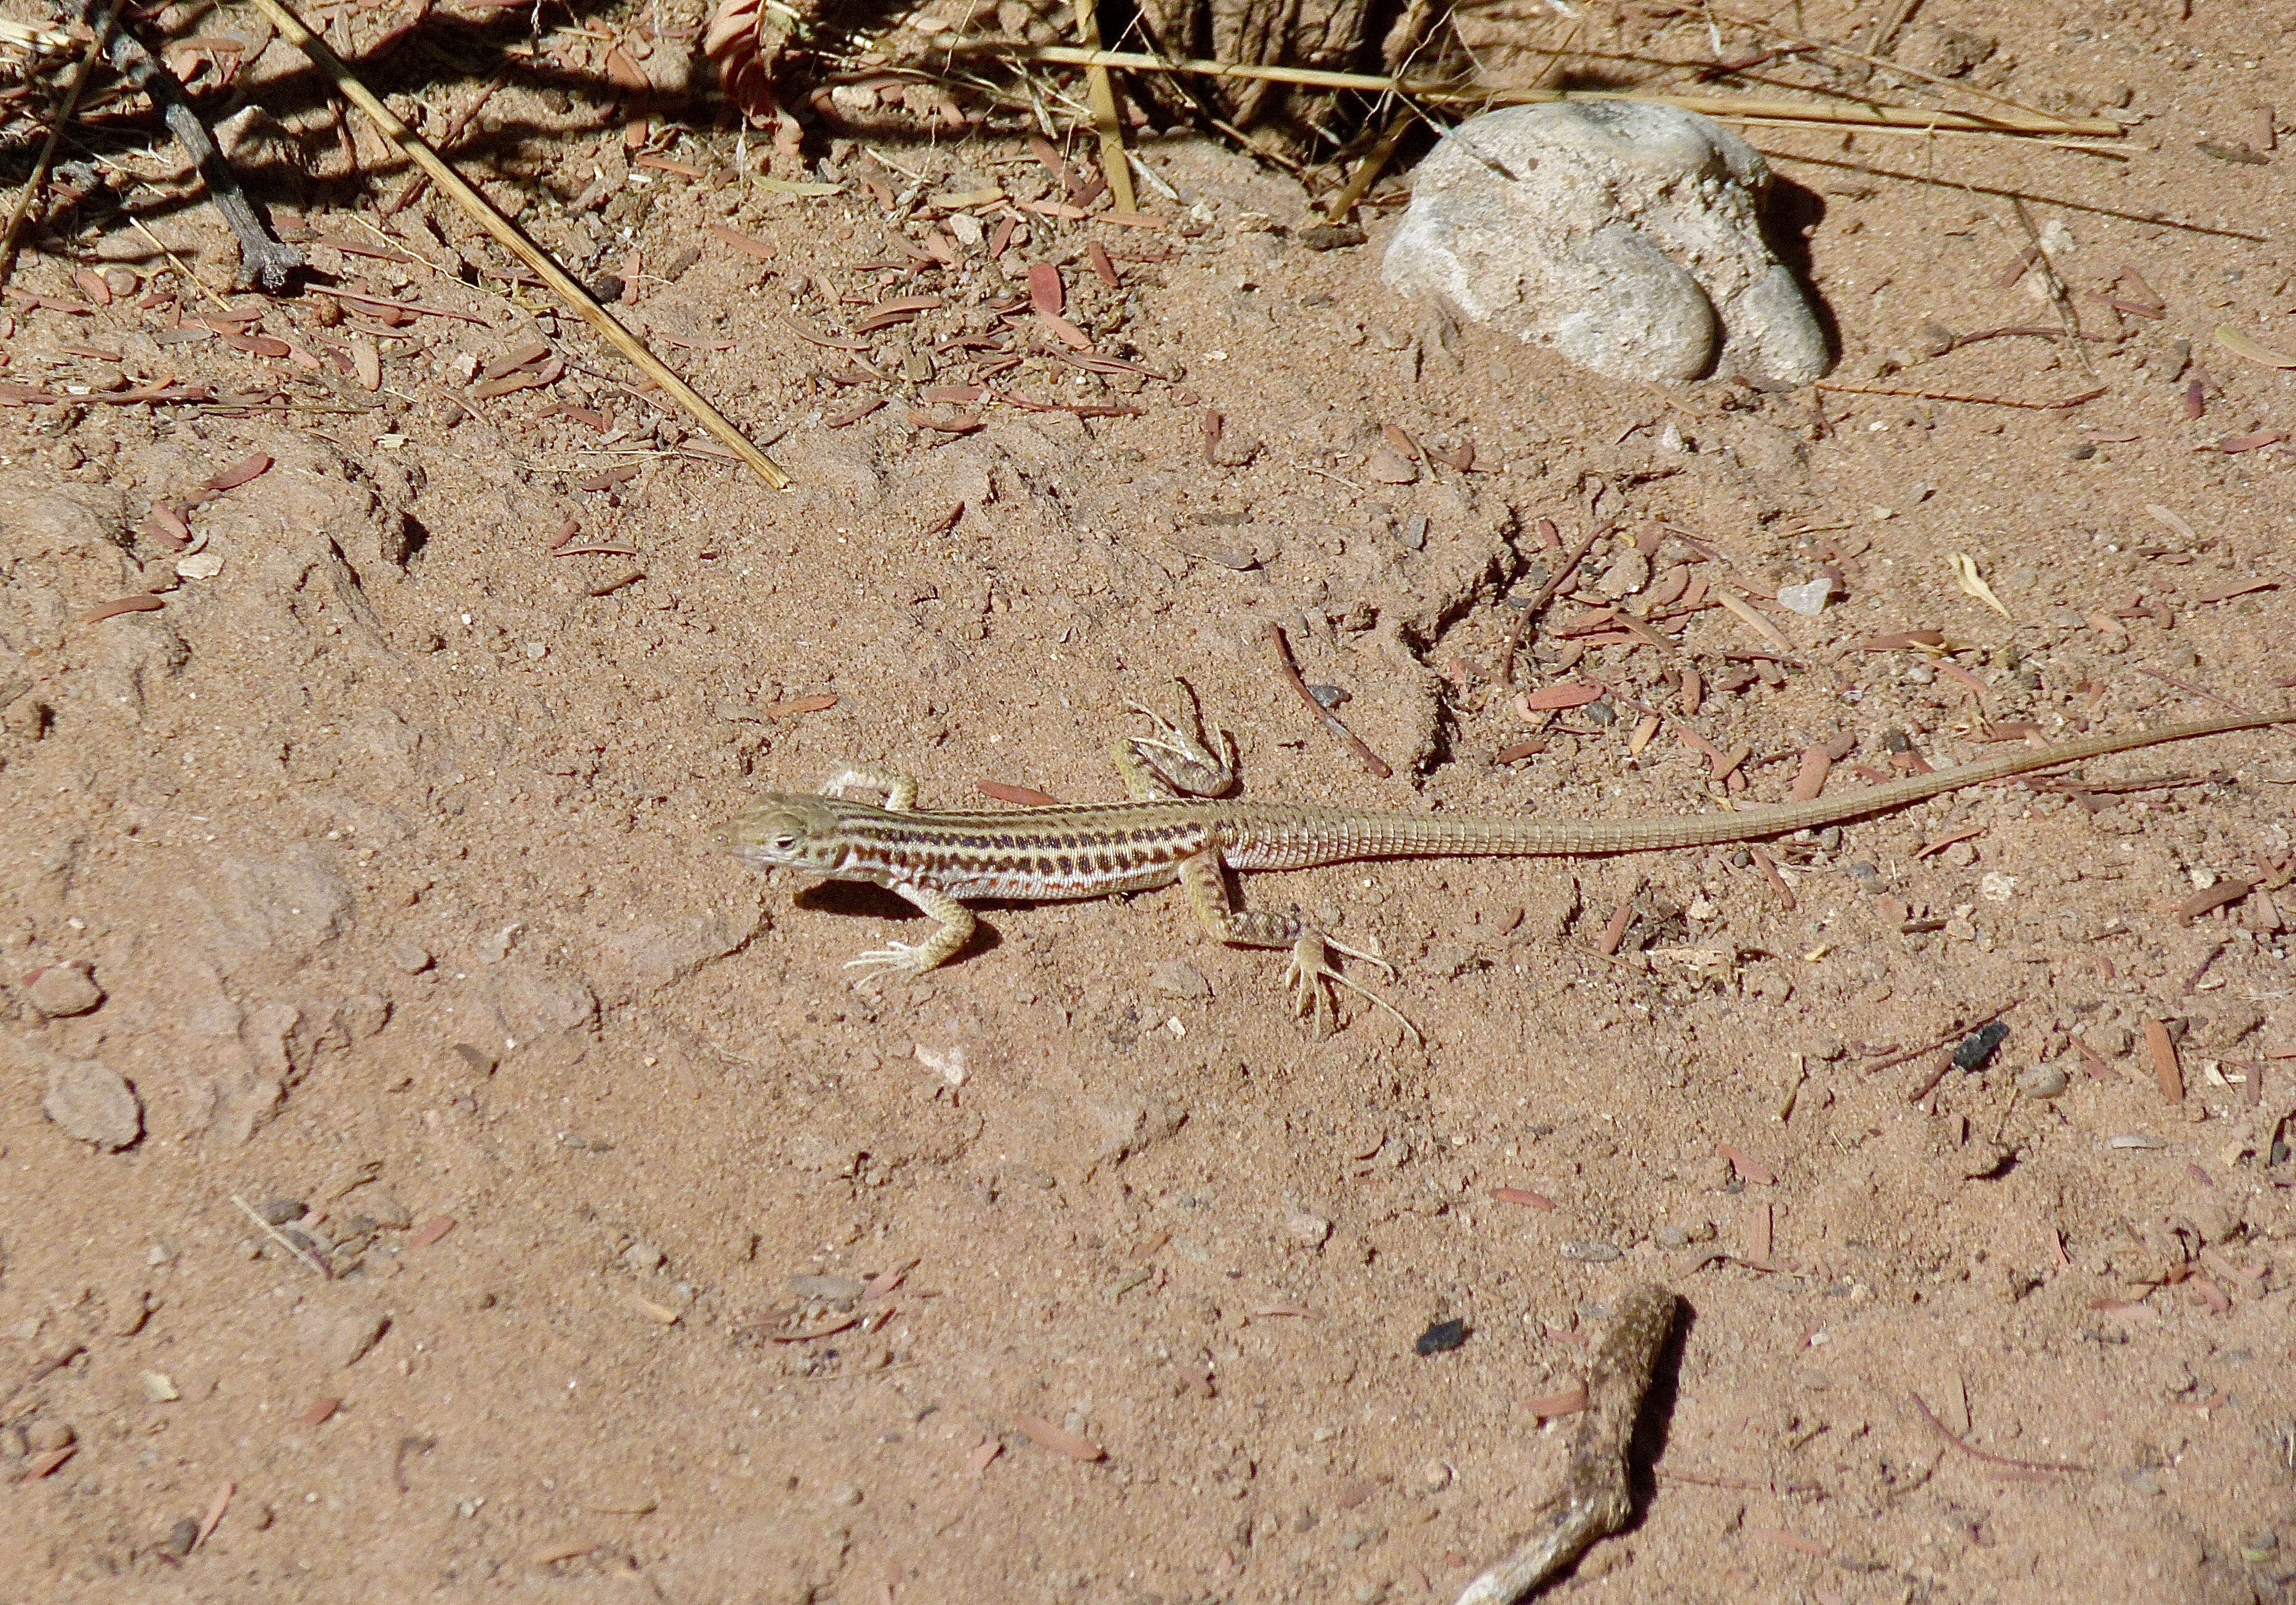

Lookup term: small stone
[1417,1460,1452,1492]
[829,1482,863,1507]
[1297,223,1367,251]
[1147,961,1210,1000]
[2017,1063,2070,1100]
[622,1240,668,1274]
[258,1197,307,1226]
[106,1283,151,1338]
[1364,446,1419,484]
[1398,514,1429,551]
[164,1516,199,1556]
[1594,548,1650,599]
[1560,1239,1624,1263]
[1414,1318,1468,1355]
[363,1193,413,1231]
[25,1419,73,1453]
[325,1310,389,1369]
[41,1057,141,1150]
[1286,1212,1333,1248]
[390,942,433,974]
[26,960,103,1017]
[1653,1224,1691,1250]
[1776,577,1835,617]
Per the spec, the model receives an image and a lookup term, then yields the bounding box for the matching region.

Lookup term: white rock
[1382,103,1829,385]
[1776,577,1835,617]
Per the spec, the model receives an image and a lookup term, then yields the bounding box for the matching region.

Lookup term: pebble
[1776,577,1836,617]
[26,1419,73,1453]
[326,1310,389,1368]
[1364,446,1419,484]
[2016,1063,2070,1099]
[1382,102,1827,384]
[1286,1212,1333,1248]
[1594,548,1650,599]
[829,1483,863,1507]
[622,1241,668,1274]
[26,960,103,1017]
[390,942,434,974]
[1417,1460,1452,1492]
[1147,961,1210,1000]
[164,1516,199,1556]
[362,1192,413,1231]
[258,1197,307,1226]
[40,1056,141,1150]
[1561,1239,1624,1263]
[1414,1319,1468,1355]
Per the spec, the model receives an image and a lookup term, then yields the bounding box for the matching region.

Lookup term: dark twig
[0,0,119,294]
[62,0,305,290]
[1861,996,2021,1078]
[1502,519,1606,686]
[1909,1393,2089,1477]
[1267,621,1392,778]
[1815,381,2106,411]
[381,68,507,218]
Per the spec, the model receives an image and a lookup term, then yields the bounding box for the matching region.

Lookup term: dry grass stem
[976,45,2120,136]
[243,0,792,491]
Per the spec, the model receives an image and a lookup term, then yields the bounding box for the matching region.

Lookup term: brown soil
[4,2,2295,1601]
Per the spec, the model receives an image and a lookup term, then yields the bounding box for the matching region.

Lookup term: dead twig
[0,0,119,296]
[1814,381,2107,410]
[1503,520,1606,686]
[1267,622,1391,778]
[66,0,305,290]
[1909,1394,2089,1477]
[975,44,2120,135]
[245,0,792,492]
[381,68,506,218]
[230,1194,332,1278]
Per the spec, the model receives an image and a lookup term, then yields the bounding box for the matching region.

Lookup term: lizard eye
[773,834,799,852]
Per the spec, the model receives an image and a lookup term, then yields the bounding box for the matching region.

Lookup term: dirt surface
[4,2,2296,1601]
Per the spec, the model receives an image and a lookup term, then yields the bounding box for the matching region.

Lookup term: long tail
[1232,711,2287,864]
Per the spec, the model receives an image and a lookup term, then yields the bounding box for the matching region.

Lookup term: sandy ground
[3,1,2296,1600]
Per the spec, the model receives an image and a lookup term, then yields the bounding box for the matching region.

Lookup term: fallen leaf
[1013,1414,1104,1462]
[1950,553,2012,619]
[2213,323,2296,370]
[2144,504,2198,543]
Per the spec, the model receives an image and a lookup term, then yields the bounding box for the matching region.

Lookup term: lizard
[719,685,2286,1035]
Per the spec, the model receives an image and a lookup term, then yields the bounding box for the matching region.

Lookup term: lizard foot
[843,941,938,987]
[1283,931,1423,1046]
[1123,679,1238,799]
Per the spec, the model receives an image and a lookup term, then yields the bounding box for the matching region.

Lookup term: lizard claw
[845,941,936,986]
[1123,680,1238,799]
[1283,931,1423,1046]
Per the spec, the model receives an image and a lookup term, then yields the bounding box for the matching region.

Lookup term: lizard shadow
[794,883,1009,961]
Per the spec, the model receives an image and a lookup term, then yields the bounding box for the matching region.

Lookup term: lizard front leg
[820,764,920,811]
[844,883,977,983]
[1176,854,1421,1044]
[1111,680,1238,801]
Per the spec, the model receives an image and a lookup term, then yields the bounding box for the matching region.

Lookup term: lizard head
[717,794,852,876]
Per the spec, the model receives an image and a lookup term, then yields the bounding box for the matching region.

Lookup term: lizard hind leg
[1175,854,1422,1044]
[1114,679,1239,801]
